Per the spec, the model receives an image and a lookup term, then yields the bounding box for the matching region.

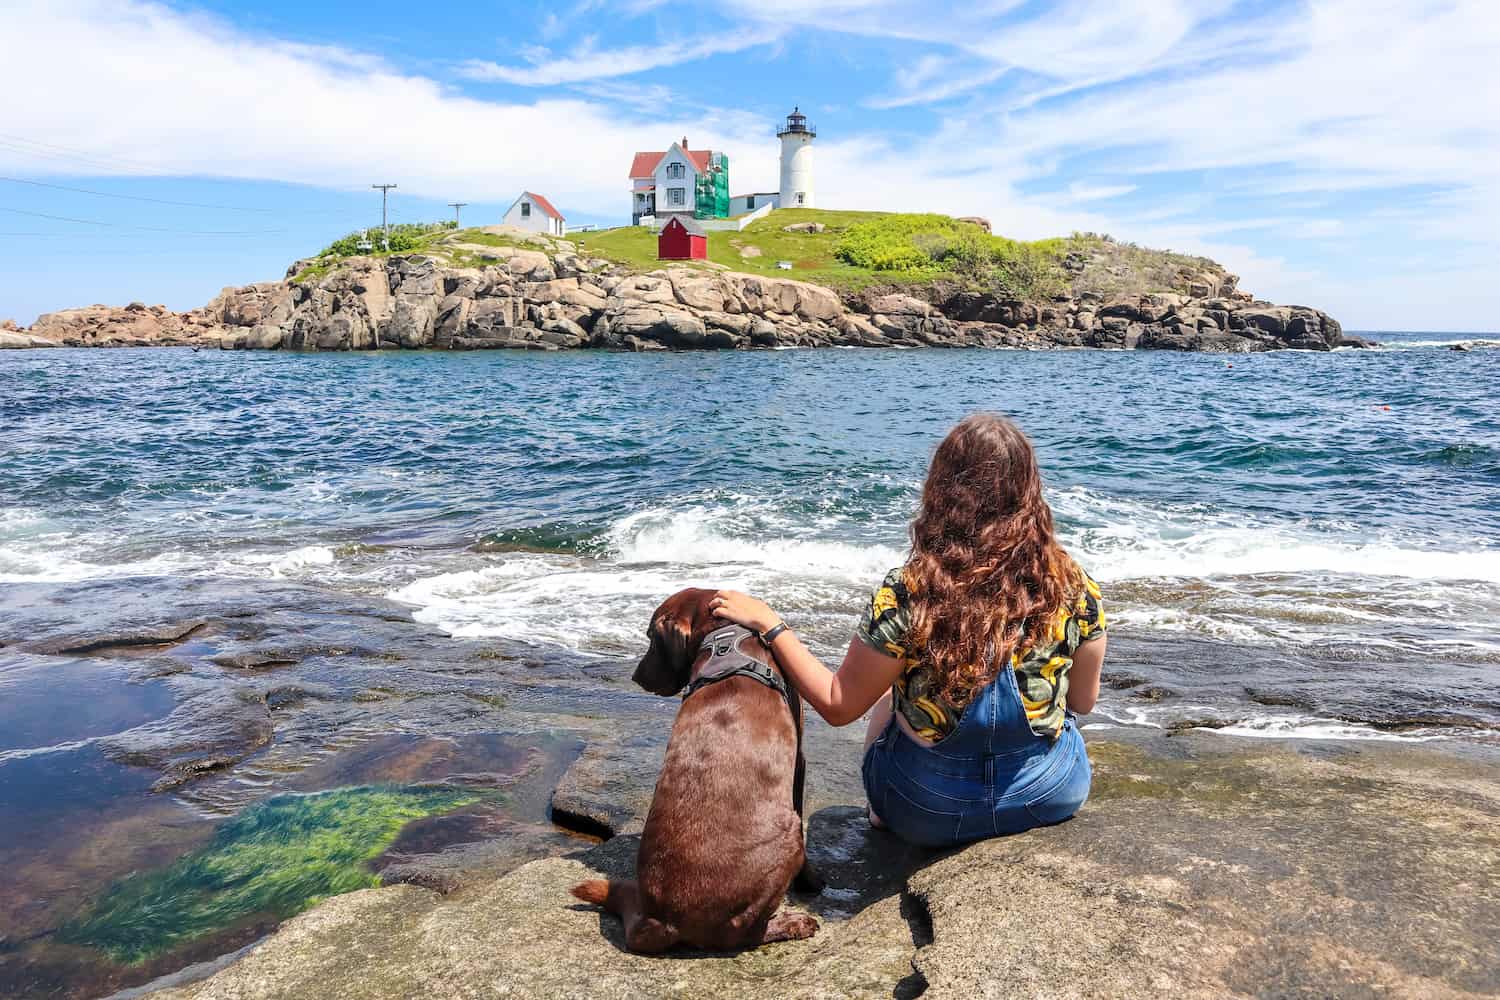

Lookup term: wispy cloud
[458,30,779,86]
[1061,183,1137,203]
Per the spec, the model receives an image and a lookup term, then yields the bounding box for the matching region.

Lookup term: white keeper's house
[503,191,566,236]
[628,137,723,225]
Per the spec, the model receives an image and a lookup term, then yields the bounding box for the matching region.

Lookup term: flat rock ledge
[15,237,1360,354]
[148,734,1499,1000]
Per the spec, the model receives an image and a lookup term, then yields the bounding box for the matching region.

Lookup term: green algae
[60,785,477,964]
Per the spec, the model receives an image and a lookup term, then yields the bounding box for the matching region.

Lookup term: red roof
[628,148,713,179]
[523,191,564,220]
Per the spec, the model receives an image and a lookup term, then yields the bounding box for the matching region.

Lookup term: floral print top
[855,566,1107,740]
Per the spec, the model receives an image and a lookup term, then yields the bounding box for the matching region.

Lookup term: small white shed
[503,191,566,236]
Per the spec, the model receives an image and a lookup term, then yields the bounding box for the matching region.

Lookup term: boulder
[608,305,707,348]
[0,331,60,348]
[782,221,826,233]
[866,293,930,317]
[506,249,555,282]
[609,275,677,307]
[668,270,729,312]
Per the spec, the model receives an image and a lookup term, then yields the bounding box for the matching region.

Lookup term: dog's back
[570,590,817,952]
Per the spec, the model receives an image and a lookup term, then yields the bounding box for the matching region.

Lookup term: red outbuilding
[657,215,707,260]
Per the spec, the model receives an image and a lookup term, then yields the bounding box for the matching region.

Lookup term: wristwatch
[757,621,789,648]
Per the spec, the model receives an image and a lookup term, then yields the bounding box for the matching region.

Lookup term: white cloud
[0,1,778,218]
[1062,183,1137,203]
[458,31,778,86]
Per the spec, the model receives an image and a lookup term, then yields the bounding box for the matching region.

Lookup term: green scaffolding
[695,152,730,219]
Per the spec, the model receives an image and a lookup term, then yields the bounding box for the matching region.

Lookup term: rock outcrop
[0,317,60,348]
[15,233,1359,354]
[146,733,1500,1000]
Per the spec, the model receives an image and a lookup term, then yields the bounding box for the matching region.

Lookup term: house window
[521,202,531,218]
[746,195,755,210]
[667,162,684,179]
[669,188,685,206]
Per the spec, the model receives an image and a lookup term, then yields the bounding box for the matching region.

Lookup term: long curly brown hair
[904,414,1081,705]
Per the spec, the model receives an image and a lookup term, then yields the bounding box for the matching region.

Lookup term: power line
[0,206,287,235]
[448,202,467,226]
[0,135,165,175]
[0,231,281,239]
[0,175,280,213]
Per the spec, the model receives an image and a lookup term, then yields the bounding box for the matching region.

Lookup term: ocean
[1,336,1498,996]
[3,336,1498,741]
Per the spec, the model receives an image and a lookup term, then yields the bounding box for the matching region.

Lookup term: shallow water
[1,337,1498,996]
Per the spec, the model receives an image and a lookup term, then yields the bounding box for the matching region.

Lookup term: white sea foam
[604,504,903,583]
[1207,716,1451,743]
[1090,704,1457,744]
[389,557,713,651]
[235,545,337,578]
[1051,486,1500,584]
[1374,336,1500,350]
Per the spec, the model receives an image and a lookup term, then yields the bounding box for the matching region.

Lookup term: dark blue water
[2,340,1499,741]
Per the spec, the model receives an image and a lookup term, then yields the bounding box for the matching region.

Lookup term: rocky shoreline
[148,729,1499,1000]
[4,576,1497,999]
[8,228,1365,354]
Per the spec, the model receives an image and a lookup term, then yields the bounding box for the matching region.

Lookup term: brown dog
[571,588,820,952]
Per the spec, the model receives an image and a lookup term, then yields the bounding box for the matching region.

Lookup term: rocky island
[7,211,1363,354]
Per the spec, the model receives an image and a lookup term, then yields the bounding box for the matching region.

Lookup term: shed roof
[522,191,564,220]
[662,215,706,235]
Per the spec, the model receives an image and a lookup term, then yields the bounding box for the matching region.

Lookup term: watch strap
[758,622,789,647]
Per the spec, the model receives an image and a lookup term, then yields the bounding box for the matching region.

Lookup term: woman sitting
[712,413,1107,847]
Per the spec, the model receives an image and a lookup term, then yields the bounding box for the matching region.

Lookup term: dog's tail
[570,878,633,915]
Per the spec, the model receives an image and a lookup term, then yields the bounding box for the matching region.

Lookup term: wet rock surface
[148,734,1500,1000]
[0,575,634,999]
[5,575,1496,999]
[17,227,1357,354]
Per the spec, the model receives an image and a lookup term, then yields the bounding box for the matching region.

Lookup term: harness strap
[683,625,794,711]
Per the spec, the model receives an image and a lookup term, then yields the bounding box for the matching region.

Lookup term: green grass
[291,260,336,284]
[574,209,948,290]
[290,213,1221,303]
[59,785,478,964]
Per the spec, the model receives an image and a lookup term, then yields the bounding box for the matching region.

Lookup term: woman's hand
[710,590,781,634]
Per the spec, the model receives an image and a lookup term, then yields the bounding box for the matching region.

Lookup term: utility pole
[372,183,397,250]
[448,202,467,228]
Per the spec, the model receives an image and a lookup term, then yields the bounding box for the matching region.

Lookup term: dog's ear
[632,590,707,696]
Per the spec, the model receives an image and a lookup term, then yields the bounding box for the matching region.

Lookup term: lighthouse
[777,107,816,209]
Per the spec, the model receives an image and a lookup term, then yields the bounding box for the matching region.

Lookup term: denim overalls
[862,658,1091,848]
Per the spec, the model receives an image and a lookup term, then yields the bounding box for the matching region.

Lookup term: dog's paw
[763,910,819,943]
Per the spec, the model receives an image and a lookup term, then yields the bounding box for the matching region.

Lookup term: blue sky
[1,0,1496,330]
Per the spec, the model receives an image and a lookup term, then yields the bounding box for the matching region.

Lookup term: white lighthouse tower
[777,107,816,209]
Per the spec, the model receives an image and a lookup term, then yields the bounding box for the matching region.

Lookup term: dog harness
[683,624,794,711]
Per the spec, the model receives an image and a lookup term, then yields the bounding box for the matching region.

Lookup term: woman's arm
[712,590,906,727]
[1066,635,1107,714]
